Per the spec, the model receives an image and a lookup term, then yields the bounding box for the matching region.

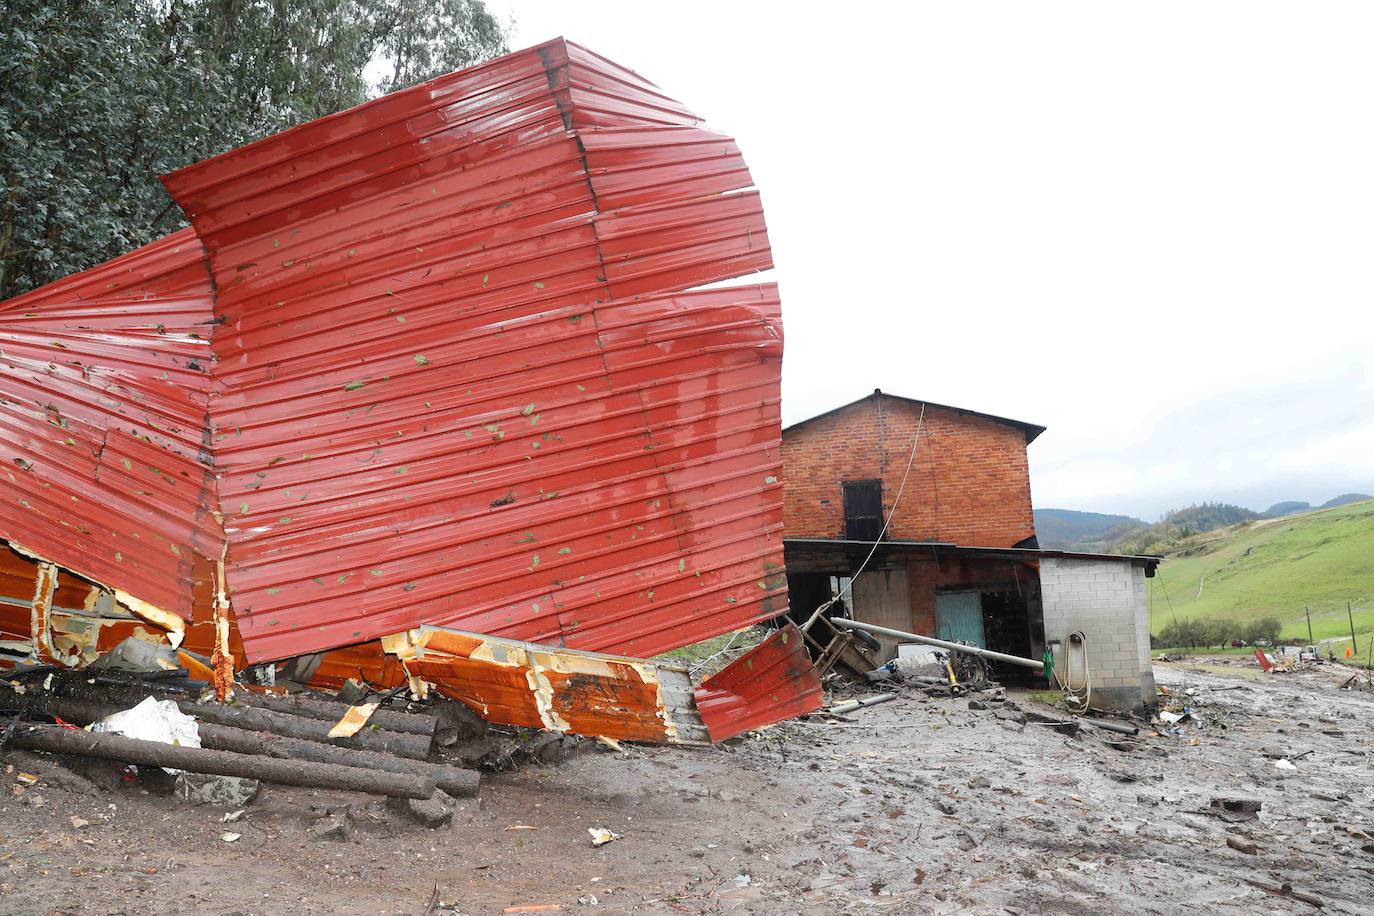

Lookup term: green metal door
[935,591,986,647]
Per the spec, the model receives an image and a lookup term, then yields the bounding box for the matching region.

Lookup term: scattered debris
[220,832,240,843]
[90,697,200,773]
[1210,798,1262,822]
[326,702,380,739]
[588,827,622,847]
[308,810,353,842]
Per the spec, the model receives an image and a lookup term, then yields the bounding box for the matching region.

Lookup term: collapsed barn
[0,38,821,746]
[782,390,1159,713]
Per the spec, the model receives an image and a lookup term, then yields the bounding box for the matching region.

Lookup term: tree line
[1154,616,1284,650]
[1,0,508,300]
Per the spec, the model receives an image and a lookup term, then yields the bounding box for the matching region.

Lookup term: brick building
[782,390,1158,712]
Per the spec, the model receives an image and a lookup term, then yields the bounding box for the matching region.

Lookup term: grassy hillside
[1149,498,1374,654]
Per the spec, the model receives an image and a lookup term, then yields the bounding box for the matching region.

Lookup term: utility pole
[1305,606,1313,644]
[1348,601,1358,655]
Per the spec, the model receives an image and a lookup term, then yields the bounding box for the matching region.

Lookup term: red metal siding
[694,623,823,742]
[154,37,784,662]
[0,229,218,617]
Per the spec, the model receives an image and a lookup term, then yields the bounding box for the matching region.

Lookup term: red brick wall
[782,396,1036,547]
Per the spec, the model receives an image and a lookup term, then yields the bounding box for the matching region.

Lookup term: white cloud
[495,2,1374,517]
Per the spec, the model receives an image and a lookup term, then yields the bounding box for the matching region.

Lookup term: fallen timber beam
[235,691,438,737]
[29,685,433,760]
[58,676,439,738]
[829,619,1046,672]
[4,694,477,798]
[206,725,477,797]
[8,724,436,798]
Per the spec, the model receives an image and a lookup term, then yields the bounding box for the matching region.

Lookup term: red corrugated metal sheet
[156,37,784,663]
[694,624,823,742]
[0,39,793,707]
[0,229,218,619]
[396,625,708,744]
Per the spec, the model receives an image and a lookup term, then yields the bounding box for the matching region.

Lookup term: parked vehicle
[1230,639,1246,648]
[1300,645,1320,662]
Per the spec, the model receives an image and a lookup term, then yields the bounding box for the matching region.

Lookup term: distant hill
[1034,508,1147,550]
[1162,502,1259,532]
[1263,500,1310,518]
[1321,493,1372,509]
[1149,498,1374,651]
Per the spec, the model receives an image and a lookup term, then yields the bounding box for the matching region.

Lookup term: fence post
[1348,601,1358,655]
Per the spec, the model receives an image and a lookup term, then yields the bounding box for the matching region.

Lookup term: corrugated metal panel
[0,230,218,620]
[0,39,806,747]
[155,37,784,663]
[694,624,823,742]
[395,625,708,744]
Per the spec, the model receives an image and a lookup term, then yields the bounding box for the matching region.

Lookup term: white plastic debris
[221,832,241,843]
[1274,758,1297,771]
[89,637,180,672]
[91,697,200,774]
[588,827,622,847]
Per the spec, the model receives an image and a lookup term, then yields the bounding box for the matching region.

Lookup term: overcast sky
[493,2,1373,521]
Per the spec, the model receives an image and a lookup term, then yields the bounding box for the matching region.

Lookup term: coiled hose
[1056,631,1091,713]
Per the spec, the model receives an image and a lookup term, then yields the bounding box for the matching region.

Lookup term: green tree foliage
[1157,616,1284,649]
[1,0,506,299]
[1110,502,1262,556]
[1243,617,1283,646]
[1162,502,1260,534]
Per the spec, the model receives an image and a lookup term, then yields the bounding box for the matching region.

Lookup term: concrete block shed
[1039,556,1157,712]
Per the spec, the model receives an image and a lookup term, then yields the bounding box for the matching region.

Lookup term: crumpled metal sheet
[155,37,785,664]
[694,624,823,742]
[0,38,815,742]
[390,625,709,744]
[0,230,217,623]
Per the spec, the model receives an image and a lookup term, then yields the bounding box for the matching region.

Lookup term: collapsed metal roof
[0,38,801,730]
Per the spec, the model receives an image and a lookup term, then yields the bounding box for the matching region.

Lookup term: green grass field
[1147,498,1374,655]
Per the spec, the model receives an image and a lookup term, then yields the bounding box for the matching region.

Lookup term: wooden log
[205,726,479,798]
[46,685,432,760]
[61,678,438,738]
[6,694,478,798]
[235,691,438,737]
[9,724,435,798]
[183,702,432,760]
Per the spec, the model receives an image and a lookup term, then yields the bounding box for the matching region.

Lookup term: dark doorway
[842,480,883,541]
[980,588,1037,684]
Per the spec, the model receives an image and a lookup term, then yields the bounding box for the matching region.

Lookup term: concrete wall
[782,396,1036,547]
[1038,557,1155,713]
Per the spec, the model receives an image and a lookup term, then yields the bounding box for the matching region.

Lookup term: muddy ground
[2,657,1373,915]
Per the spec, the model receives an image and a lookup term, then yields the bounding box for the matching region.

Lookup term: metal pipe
[829,618,1045,672]
[827,693,898,715]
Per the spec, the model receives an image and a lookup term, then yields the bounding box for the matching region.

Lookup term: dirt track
[3,658,1373,914]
